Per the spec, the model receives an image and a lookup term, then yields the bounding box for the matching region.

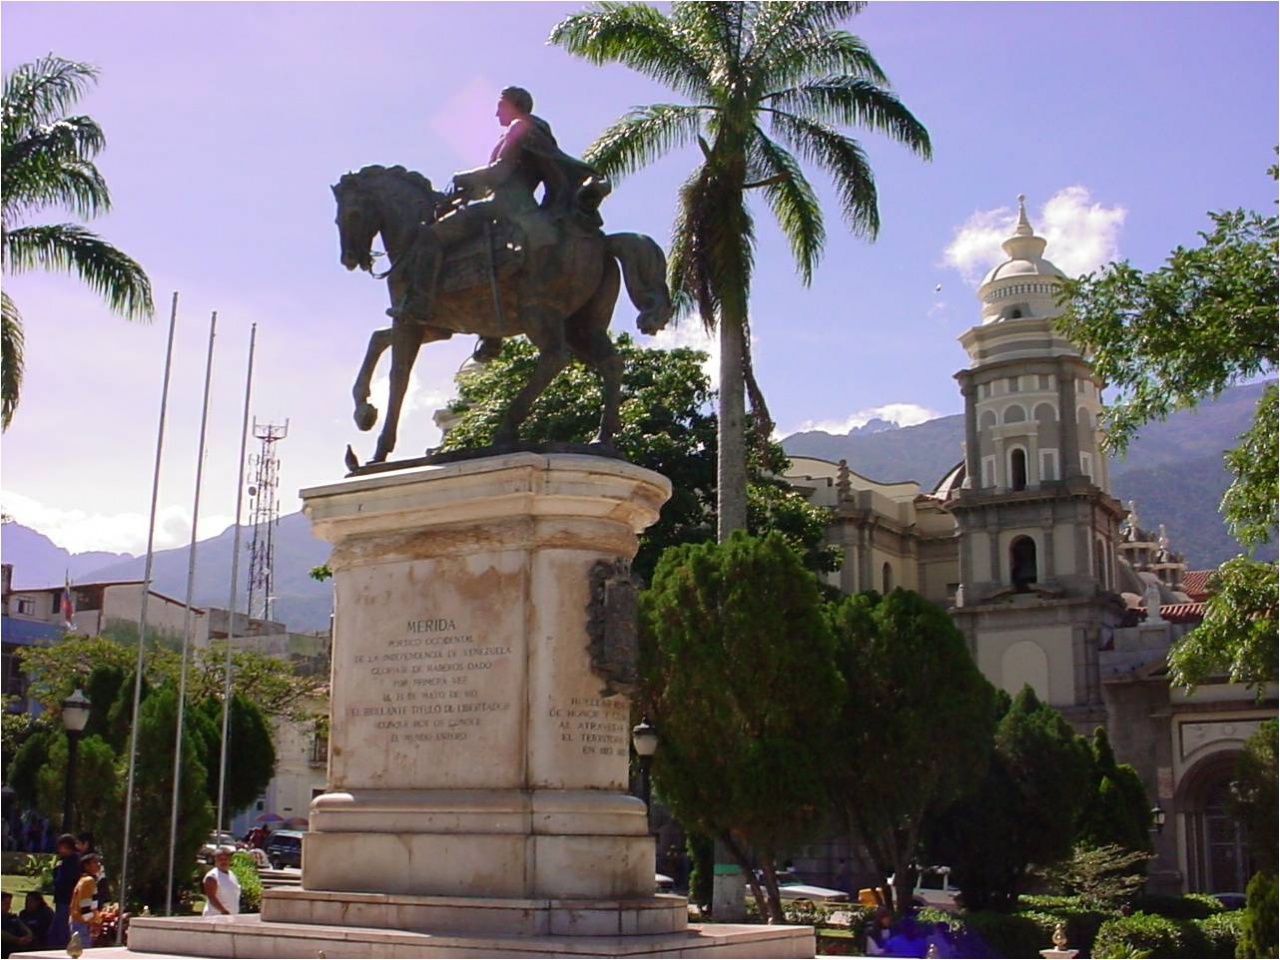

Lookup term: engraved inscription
[546,696,630,756]
[345,616,512,745]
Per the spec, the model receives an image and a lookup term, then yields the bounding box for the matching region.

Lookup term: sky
[1,1,1276,556]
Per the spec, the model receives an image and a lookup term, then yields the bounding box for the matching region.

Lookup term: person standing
[69,851,103,946]
[49,833,80,948]
[202,847,242,918]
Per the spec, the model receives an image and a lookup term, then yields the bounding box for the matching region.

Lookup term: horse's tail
[605,233,672,336]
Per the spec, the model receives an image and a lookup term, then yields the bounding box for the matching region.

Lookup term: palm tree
[2,55,154,429]
[551,2,931,538]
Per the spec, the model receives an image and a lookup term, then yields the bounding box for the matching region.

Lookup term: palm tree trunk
[717,312,748,540]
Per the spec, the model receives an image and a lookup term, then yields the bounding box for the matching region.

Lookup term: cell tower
[246,418,288,623]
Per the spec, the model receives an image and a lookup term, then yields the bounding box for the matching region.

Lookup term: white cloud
[943,187,1126,286]
[647,320,720,387]
[1,489,232,556]
[789,402,941,436]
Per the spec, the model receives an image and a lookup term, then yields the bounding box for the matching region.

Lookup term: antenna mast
[246,418,288,623]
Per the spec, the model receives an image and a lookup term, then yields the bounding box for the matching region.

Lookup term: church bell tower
[949,198,1126,729]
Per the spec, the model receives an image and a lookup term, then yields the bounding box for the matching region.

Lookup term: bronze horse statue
[332,165,672,463]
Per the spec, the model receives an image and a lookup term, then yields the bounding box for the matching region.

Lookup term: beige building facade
[785,201,1276,895]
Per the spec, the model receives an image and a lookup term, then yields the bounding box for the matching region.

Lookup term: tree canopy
[2,55,154,429]
[439,334,837,581]
[826,588,996,915]
[551,2,930,539]
[1057,164,1278,692]
[640,532,843,922]
[929,687,1094,912]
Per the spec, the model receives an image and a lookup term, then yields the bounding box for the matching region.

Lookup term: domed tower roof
[977,196,1068,324]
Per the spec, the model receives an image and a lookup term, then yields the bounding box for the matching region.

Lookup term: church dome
[977,196,1067,323]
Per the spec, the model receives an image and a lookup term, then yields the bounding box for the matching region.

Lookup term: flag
[60,574,75,629]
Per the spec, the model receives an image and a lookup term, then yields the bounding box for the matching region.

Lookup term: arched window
[1010,448,1028,491]
[1034,403,1057,423]
[980,410,997,429]
[1010,536,1038,592]
[882,562,893,594]
[1004,404,1027,424]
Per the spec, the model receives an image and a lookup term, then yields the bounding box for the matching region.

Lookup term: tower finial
[1015,194,1033,236]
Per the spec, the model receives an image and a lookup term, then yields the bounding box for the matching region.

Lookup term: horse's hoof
[354,403,378,431]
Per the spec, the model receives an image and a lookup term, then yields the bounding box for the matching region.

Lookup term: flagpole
[215,323,256,836]
[165,310,217,916]
[117,291,179,939]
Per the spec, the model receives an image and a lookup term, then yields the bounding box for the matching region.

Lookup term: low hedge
[1093,911,1214,959]
[1130,891,1224,920]
[1196,910,1244,959]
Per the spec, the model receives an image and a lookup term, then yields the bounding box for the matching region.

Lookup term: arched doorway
[1178,751,1255,893]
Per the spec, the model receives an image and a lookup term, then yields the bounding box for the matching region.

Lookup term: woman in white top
[201,847,241,917]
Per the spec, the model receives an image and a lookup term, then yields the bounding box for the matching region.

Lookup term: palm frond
[584,105,705,181]
[673,2,747,87]
[753,30,888,96]
[3,151,111,223]
[1,290,24,430]
[770,78,932,160]
[745,3,865,73]
[668,170,719,327]
[747,131,825,284]
[2,56,99,143]
[5,223,154,319]
[770,112,880,239]
[549,3,710,101]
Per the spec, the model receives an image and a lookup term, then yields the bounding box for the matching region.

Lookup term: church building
[784,199,1277,896]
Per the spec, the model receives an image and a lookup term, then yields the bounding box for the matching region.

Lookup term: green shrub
[963,910,1056,958]
[229,851,263,913]
[1093,911,1211,959]
[1196,910,1243,959]
[1132,892,1225,920]
[1239,872,1278,960]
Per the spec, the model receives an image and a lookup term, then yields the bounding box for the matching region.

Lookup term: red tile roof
[1158,602,1206,624]
[1180,570,1215,602]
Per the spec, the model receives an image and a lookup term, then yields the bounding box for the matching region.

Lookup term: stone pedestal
[125,453,813,958]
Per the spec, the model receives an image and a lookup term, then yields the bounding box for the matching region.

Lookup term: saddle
[438,217,525,296]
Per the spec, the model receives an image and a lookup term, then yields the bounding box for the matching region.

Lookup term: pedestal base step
[122,914,815,958]
[263,889,688,938]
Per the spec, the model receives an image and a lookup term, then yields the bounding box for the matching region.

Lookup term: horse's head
[332,167,382,272]
[332,165,444,272]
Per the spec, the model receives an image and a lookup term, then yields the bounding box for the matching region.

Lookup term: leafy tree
[18,634,324,722]
[1078,727,1154,855]
[639,532,843,922]
[439,335,837,580]
[1037,842,1151,911]
[192,693,276,820]
[34,732,120,841]
[825,588,996,916]
[1230,719,1277,868]
[551,2,931,538]
[123,685,214,912]
[2,55,154,429]
[1056,168,1278,692]
[1240,871,1279,960]
[929,687,1093,911]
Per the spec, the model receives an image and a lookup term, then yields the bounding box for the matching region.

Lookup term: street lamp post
[631,718,659,830]
[61,689,91,833]
[1151,804,1167,835]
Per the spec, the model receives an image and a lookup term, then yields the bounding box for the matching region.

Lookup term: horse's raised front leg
[495,317,570,446]
[353,327,392,431]
[371,322,422,463]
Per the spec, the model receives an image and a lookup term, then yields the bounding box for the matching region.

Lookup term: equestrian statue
[332,85,672,466]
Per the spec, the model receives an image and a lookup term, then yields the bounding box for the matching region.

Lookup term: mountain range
[4,381,1272,631]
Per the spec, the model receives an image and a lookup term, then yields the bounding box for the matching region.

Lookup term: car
[909,866,961,912]
[198,831,239,865]
[778,882,850,903]
[1212,892,1246,911]
[655,873,675,893]
[265,829,305,869]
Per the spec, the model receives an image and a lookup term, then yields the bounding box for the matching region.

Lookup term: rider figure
[389,86,605,362]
